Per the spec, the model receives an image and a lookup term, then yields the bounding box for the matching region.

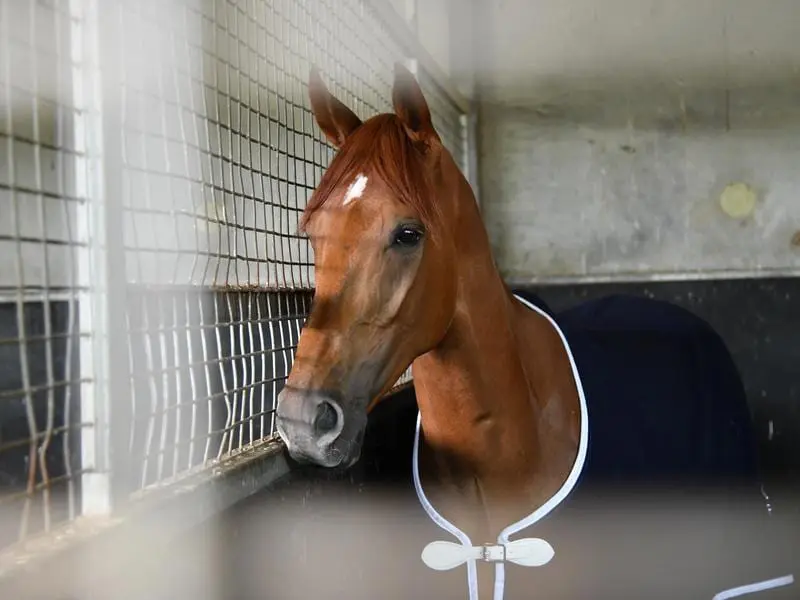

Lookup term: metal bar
[97,0,136,506]
[507,267,800,287]
[1,0,38,544]
[27,0,58,536]
[73,0,134,514]
[72,0,111,517]
[0,291,87,303]
[368,0,471,114]
[464,101,481,206]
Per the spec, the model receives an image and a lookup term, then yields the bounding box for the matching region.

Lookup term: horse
[274,64,796,599]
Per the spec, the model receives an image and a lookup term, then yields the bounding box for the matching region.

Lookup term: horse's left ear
[308,66,363,149]
[392,62,440,148]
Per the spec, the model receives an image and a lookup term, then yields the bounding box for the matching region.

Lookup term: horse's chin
[284,431,364,472]
[331,428,365,470]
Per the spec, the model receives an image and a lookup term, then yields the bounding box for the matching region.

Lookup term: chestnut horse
[274,65,795,600]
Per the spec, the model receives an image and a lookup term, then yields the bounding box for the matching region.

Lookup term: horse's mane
[300,113,441,233]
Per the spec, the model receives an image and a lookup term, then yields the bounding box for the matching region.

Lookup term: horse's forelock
[300,114,441,234]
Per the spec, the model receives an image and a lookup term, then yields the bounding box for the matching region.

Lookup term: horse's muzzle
[275,386,363,468]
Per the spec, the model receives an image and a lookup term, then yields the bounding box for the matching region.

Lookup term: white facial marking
[343,173,368,206]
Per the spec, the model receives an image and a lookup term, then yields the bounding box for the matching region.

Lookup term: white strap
[712,574,794,599]
[422,538,555,571]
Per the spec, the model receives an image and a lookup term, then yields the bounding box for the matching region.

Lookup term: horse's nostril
[313,401,339,435]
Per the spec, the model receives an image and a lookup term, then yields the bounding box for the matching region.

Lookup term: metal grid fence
[0,0,471,556]
[0,0,86,551]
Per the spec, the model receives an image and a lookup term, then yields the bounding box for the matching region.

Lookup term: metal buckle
[480,544,506,563]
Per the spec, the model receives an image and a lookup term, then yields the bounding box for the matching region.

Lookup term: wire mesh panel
[125,288,314,488]
[0,0,86,550]
[0,0,469,556]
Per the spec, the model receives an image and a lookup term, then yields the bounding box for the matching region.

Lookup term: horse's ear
[392,62,439,148]
[308,66,363,149]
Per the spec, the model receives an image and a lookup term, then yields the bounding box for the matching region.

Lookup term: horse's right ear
[308,66,363,149]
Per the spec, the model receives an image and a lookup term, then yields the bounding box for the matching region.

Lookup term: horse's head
[275,64,469,468]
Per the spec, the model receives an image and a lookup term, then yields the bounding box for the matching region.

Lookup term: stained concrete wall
[387,0,453,78]
[473,0,800,283]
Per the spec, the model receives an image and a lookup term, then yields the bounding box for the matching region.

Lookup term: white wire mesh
[0,0,86,550]
[0,0,468,551]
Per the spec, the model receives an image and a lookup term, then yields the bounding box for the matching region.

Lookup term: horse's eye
[392,226,424,249]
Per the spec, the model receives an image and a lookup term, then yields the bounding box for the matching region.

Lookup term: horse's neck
[411,193,581,541]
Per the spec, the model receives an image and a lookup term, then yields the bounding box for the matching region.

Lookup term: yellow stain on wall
[719,182,757,219]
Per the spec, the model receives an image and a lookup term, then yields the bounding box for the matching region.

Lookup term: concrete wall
[474,0,800,283]
[417,0,452,77]
[387,0,453,78]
